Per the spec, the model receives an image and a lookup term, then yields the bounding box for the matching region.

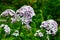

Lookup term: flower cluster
[0,5,35,30]
[0,5,58,39]
[0,9,15,17]
[4,25,10,35]
[0,24,10,35]
[0,9,21,23]
[40,19,58,35]
[16,5,35,30]
[0,9,16,23]
[34,30,43,37]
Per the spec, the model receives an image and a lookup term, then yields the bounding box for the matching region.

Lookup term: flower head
[4,25,10,35]
[0,9,15,17]
[16,5,35,17]
[40,19,58,35]
[16,5,35,23]
[0,9,21,23]
[16,5,35,30]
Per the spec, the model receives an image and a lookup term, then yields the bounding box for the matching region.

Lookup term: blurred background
[0,0,60,40]
[0,0,60,23]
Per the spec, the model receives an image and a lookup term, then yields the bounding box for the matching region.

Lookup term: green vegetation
[0,0,60,40]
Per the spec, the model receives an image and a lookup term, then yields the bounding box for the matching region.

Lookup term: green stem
[41,0,44,21]
[47,34,50,40]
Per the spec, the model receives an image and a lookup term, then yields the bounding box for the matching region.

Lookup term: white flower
[40,19,58,35]
[0,9,18,23]
[16,5,35,23]
[0,9,15,17]
[16,5,35,30]
[4,25,10,35]
[16,5,35,17]
[0,24,10,35]
[1,10,9,16]
[38,32,44,37]
[12,30,19,36]
[0,24,5,28]
[34,30,43,37]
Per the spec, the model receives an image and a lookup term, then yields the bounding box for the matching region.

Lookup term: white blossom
[0,5,35,30]
[16,5,35,30]
[0,24,10,35]
[0,9,21,23]
[12,30,19,36]
[16,5,35,23]
[4,25,10,35]
[16,5,35,17]
[0,9,15,17]
[0,9,18,23]
[40,19,58,35]
[38,32,44,37]
[34,30,43,37]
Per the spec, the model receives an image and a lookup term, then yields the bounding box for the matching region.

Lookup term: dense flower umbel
[0,9,16,23]
[0,9,21,23]
[0,5,35,30]
[16,5,35,17]
[16,5,35,30]
[40,19,58,35]
[34,30,43,37]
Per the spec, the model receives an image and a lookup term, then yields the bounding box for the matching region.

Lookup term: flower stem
[41,0,44,21]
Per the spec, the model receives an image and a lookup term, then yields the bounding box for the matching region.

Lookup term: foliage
[0,0,60,40]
